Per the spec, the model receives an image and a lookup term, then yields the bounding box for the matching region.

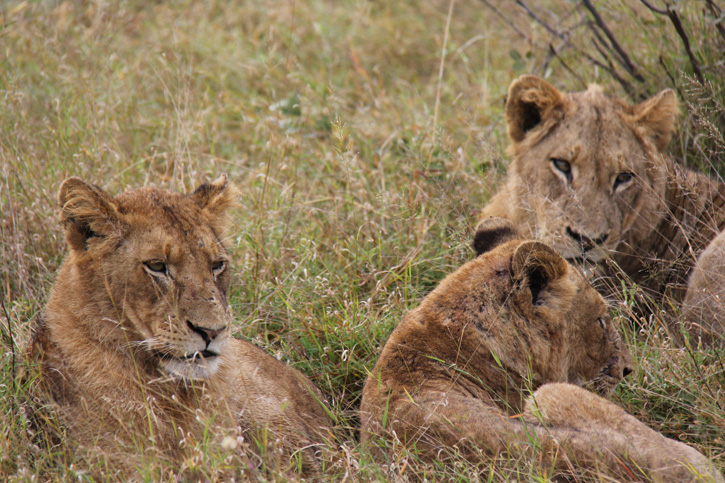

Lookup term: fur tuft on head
[189,174,240,237]
[58,177,122,252]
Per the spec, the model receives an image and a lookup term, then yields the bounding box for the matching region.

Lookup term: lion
[25,175,332,476]
[481,75,725,344]
[360,217,723,482]
[682,230,725,345]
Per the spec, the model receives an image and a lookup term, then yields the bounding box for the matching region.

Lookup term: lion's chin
[162,354,222,380]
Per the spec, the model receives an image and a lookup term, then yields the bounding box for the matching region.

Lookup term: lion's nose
[186,320,226,344]
[565,226,608,251]
[622,366,634,378]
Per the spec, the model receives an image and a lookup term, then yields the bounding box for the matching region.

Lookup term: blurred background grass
[1,0,723,480]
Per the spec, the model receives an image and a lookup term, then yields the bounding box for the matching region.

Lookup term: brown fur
[360,218,723,482]
[482,76,725,344]
[683,230,725,345]
[26,176,332,475]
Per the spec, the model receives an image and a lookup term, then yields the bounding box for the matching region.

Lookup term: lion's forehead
[116,187,211,226]
[123,223,223,263]
[556,101,647,167]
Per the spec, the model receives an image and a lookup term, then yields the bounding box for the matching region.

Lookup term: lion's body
[683,229,725,344]
[482,76,725,339]
[360,218,723,482]
[26,177,331,474]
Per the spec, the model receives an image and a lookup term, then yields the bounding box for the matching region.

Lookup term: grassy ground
[1,0,723,481]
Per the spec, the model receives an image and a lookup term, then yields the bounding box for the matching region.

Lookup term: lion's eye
[551,158,572,182]
[211,260,226,275]
[597,317,606,329]
[613,171,634,191]
[144,261,167,275]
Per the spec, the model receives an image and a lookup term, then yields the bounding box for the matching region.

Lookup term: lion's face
[470,218,632,396]
[503,76,677,264]
[58,176,239,380]
[559,267,631,396]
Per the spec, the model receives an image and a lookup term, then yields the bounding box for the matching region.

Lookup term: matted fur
[360,218,723,482]
[482,75,725,345]
[25,176,332,476]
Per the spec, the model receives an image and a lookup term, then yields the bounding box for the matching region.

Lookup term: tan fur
[26,176,332,475]
[360,218,723,482]
[483,76,725,344]
[683,230,725,345]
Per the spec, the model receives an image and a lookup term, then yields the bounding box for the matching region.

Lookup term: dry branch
[640,0,704,84]
[581,0,645,83]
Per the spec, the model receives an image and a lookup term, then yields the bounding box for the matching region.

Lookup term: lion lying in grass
[482,75,725,345]
[360,217,723,482]
[25,175,332,476]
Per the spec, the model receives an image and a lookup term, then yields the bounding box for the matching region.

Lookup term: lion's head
[501,75,678,264]
[361,217,633,449]
[56,175,239,380]
[465,217,633,397]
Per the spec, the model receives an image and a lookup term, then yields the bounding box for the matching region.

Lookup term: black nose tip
[623,367,633,378]
[186,320,226,344]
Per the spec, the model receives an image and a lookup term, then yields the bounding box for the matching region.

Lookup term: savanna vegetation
[1,0,723,480]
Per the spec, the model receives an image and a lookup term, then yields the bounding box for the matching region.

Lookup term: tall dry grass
[1,0,723,480]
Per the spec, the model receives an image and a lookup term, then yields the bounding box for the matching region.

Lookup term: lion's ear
[511,241,568,306]
[58,177,120,252]
[189,174,240,235]
[472,217,519,256]
[631,89,678,152]
[506,75,565,144]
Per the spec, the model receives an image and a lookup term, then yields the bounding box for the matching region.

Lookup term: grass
[1,0,723,480]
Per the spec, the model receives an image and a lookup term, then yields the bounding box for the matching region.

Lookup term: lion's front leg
[526,383,724,483]
[381,390,577,469]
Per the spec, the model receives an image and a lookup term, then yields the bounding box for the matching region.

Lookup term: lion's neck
[614,163,725,300]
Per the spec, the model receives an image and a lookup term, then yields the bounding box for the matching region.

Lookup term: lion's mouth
[154,350,220,362]
[182,350,219,360]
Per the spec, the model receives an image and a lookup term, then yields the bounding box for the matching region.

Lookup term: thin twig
[516,1,566,40]
[640,0,704,84]
[639,0,667,15]
[590,36,639,98]
[667,10,704,83]
[581,0,646,83]
[548,43,587,88]
[658,56,682,94]
[514,1,610,89]
[478,0,531,41]
[704,0,725,43]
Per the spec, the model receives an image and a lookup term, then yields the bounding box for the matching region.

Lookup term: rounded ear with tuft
[58,177,120,252]
[472,217,520,257]
[511,241,568,306]
[506,75,565,144]
[189,174,240,235]
[630,89,678,152]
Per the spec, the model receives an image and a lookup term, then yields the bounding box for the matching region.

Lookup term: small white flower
[221,436,237,450]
